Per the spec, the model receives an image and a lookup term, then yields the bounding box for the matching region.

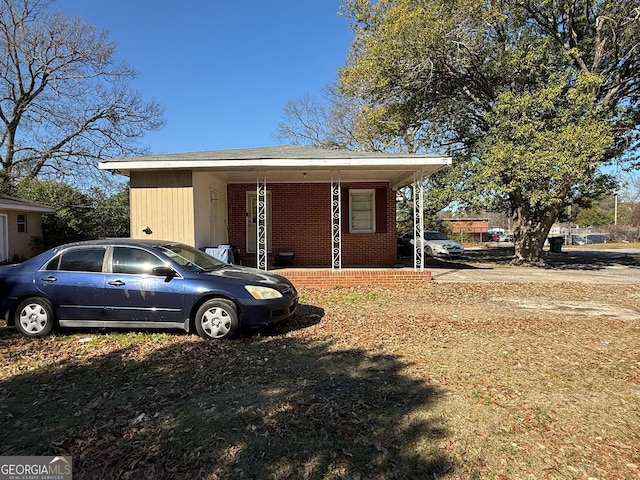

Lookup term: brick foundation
[275,268,432,288]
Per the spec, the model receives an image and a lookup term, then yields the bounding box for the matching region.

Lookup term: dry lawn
[1,281,639,479]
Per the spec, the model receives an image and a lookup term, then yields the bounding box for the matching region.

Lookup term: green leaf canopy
[339,0,639,262]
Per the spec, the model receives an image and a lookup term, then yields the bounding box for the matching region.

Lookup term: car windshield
[424,232,449,240]
[154,244,226,273]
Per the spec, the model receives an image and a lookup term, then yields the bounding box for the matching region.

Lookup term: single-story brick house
[99,146,450,271]
[447,218,490,242]
[0,195,55,262]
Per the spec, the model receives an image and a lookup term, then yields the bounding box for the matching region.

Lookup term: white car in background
[398,230,465,258]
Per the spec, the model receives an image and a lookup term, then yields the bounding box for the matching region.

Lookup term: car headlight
[245,285,283,299]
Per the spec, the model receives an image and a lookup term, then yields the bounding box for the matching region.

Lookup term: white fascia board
[99,156,452,172]
[390,162,450,190]
[0,203,55,212]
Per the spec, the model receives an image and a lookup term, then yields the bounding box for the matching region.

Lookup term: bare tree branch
[0,0,164,186]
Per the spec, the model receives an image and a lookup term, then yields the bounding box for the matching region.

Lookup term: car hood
[203,265,291,286]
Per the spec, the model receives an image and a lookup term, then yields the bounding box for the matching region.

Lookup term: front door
[246,192,272,254]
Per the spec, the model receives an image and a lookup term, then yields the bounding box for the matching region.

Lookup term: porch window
[17,214,27,233]
[349,190,375,233]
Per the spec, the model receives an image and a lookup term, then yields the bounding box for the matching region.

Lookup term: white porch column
[331,171,342,270]
[413,171,425,272]
[256,172,268,270]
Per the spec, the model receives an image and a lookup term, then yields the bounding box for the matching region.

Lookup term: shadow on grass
[0,311,451,479]
[257,303,325,337]
[543,249,640,270]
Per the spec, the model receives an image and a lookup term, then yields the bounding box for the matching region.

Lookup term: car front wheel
[15,297,55,338]
[194,298,239,340]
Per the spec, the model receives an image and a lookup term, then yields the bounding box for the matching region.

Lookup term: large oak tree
[338,0,639,263]
[0,0,164,185]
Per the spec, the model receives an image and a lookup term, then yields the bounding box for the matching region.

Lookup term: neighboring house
[447,218,489,242]
[0,195,55,262]
[99,146,450,270]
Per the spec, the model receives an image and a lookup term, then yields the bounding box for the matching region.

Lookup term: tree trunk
[512,223,549,265]
[510,194,561,265]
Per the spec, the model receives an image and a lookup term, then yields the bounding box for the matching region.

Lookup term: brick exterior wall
[227,182,398,268]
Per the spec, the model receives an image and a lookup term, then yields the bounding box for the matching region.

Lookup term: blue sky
[54,0,353,154]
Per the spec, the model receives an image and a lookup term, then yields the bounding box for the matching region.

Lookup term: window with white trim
[17,214,27,233]
[349,189,375,233]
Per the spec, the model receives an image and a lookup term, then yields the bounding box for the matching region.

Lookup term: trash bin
[549,237,564,253]
[277,252,294,267]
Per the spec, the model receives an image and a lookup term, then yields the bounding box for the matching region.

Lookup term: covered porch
[99,146,451,273]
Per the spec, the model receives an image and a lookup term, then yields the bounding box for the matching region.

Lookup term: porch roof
[99,145,451,190]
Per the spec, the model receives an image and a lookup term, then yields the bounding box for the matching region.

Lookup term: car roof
[401,230,442,235]
[52,239,185,250]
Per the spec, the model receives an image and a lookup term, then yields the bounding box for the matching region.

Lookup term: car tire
[15,297,55,338]
[194,298,239,340]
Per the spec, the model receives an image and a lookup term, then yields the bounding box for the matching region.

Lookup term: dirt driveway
[421,245,640,283]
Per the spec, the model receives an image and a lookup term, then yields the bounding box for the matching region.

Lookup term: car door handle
[108,280,125,287]
[40,276,57,283]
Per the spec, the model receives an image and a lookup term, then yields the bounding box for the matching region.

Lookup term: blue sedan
[0,239,298,339]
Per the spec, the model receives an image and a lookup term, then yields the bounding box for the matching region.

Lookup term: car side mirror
[152,266,177,280]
